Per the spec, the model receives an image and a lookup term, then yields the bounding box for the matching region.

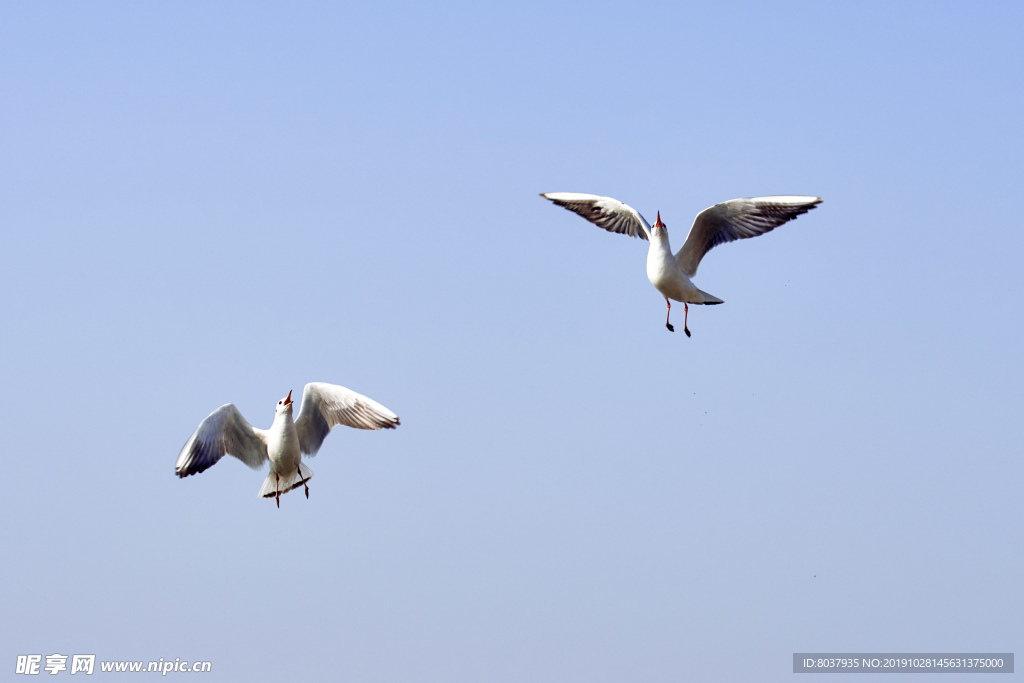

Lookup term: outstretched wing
[676,196,822,277]
[541,192,651,241]
[175,404,269,477]
[295,382,400,457]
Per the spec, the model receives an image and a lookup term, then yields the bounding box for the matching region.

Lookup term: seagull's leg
[683,303,691,338]
[275,473,281,509]
[298,464,309,499]
[665,299,675,332]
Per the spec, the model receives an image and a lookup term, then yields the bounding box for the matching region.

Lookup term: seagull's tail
[696,289,724,305]
[259,462,314,499]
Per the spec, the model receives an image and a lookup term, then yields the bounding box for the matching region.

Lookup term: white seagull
[175,382,400,507]
[541,192,822,336]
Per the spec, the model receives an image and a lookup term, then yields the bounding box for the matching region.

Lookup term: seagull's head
[276,390,294,416]
[652,211,667,233]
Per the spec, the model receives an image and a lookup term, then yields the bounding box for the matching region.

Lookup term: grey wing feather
[541,192,651,241]
[295,382,401,457]
[676,196,822,277]
[175,404,269,477]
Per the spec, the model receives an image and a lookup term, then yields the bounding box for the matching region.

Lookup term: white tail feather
[697,289,724,305]
[258,462,314,499]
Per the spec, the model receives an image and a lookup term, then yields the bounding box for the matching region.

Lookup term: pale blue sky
[2,1,1022,681]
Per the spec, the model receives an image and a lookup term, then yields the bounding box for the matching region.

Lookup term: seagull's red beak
[284,390,293,406]
[654,211,664,228]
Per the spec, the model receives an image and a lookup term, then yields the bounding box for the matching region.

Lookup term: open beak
[284,390,293,406]
[654,211,664,229]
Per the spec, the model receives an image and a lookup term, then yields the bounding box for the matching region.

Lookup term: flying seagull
[175,382,400,507]
[541,193,822,336]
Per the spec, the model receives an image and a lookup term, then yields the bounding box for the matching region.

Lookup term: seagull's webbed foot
[275,473,281,509]
[684,326,691,337]
[683,303,692,338]
[666,322,674,332]
[665,299,674,332]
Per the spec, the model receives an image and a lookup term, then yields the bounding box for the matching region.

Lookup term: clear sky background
[2,1,1022,681]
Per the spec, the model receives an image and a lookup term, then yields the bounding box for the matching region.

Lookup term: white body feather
[646,227,723,304]
[259,406,310,498]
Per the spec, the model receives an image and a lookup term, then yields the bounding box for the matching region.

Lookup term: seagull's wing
[541,192,651,241]
[295,382,400,457]
[675,196,822,277]
[175,404,269,477]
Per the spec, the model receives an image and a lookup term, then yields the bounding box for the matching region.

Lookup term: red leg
[665,299,675,332]
[683,303,691,338]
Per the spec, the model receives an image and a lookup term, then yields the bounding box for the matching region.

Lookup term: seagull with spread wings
[175,382,400,507]
[541,192,822,336]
